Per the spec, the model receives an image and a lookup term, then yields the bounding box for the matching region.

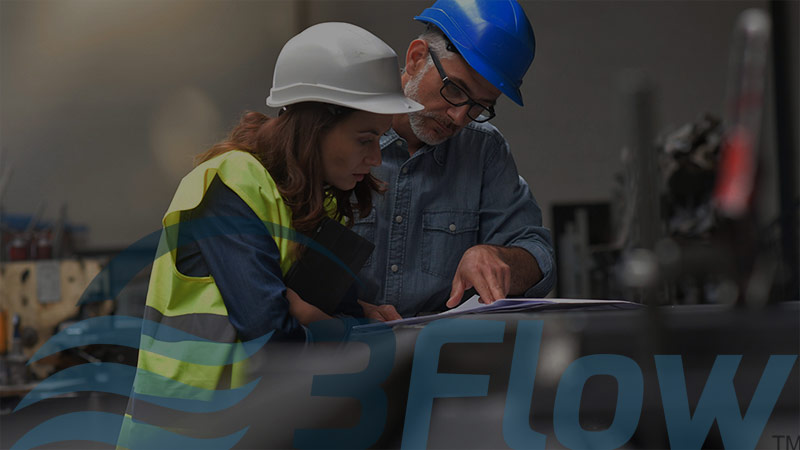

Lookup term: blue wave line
[14,362,133,411]
[28,315,142,363]
[14,363,260,413]
[77,216,364,306]
[29,316,272,365]
[11,411,247,450]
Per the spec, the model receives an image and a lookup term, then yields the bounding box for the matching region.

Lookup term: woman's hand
[286,288,332,325]
[358,300,402,322]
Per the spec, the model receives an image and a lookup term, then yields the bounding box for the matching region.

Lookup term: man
[355,0,555,319]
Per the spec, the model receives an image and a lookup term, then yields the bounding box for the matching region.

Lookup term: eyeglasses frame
[427,48,496,123]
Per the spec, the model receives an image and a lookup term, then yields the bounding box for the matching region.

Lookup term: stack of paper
[352,295,641,332]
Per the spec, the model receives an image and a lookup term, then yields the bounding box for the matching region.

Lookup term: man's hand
[286,288,331,325]
[358,300,402,322]
[445,245,542,308]
[446,245,510,307]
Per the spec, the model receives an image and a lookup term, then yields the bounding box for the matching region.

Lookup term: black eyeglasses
[428,49,496,123]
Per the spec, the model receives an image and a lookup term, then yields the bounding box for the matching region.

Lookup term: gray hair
[402,25,458,75]
[419,25,458,60]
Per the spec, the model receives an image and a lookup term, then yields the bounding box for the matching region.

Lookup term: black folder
[284,217,374,315]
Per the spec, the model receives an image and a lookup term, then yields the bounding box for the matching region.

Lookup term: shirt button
[391,264,399,273]
[395,215,403,223]
[402,166,409,174]
[395,140,403,147]
[449,223,457,232]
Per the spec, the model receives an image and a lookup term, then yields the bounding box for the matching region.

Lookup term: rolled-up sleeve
[479,134,556,298]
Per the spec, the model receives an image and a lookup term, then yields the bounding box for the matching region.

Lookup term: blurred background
[1,0,793,244]
[1,2,798,445]
[0,0,798,302]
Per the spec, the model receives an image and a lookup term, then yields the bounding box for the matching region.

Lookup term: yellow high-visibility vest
[119,150,328,447]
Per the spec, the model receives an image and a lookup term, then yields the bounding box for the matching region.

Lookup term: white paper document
[352,295,641,332]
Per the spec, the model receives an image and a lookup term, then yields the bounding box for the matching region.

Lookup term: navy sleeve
[176,176,306,342]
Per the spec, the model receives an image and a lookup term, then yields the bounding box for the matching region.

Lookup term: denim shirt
[353,122,556,317]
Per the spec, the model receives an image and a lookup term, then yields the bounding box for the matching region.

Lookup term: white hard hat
[267,22,423,114]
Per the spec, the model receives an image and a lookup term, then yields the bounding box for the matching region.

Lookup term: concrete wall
[1,0,788,249]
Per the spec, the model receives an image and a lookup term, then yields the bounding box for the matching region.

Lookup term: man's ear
[404,39,429,76]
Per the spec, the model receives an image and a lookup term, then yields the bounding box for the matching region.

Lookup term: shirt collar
[379,128,401,148]
[380,129,448,167]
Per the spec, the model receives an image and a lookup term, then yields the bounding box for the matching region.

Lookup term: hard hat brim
[455,46,525,107]
[267,85,423,115]
[415,14,525,107]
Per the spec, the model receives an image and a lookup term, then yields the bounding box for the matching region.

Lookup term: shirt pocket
[351,207,376,267]
[421,210,479,279]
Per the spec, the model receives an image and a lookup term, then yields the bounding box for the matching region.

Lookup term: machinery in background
[553,203,620,300]
[0,256,114,390]
[0,206,124,401]
[617,8,790,307]
[555,8,796,306]
[0,161,150,412]
[1,207,88,263]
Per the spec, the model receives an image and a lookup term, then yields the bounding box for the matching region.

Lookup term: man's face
[403,44,501,146]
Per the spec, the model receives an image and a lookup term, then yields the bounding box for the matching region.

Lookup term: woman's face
[321,110,393,190]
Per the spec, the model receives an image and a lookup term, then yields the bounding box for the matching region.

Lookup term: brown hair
[194,102,385,235]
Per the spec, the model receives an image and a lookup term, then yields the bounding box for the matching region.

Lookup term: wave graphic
[29,315,272,365]
[76,217,363,306]
[11,217,359,449]
[27,315,141,363]
[15,362,260,413]
[10,411,248,450]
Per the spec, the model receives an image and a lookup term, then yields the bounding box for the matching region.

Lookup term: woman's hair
[194,102,385,235]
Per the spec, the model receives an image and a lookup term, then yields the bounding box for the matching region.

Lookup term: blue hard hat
[414,0,535,106]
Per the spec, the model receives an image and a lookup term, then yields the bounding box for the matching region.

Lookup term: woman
[118,23,421,447]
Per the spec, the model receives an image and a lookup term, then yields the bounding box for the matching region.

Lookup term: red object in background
[713,126,756,219]
[36,233,53,260]
[8,236,29,261]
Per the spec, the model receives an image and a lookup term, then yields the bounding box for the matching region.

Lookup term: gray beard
[404,66,451,146]
[408,111,450,146]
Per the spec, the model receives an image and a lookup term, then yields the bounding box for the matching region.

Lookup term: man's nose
[447,104,472,126]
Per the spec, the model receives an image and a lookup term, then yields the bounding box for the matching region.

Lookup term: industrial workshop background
[1,0,798,298]
[1,1,799,446]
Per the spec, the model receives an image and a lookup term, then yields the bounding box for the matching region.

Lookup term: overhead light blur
[149,86,222,180]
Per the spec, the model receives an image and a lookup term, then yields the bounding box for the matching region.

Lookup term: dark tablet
[284,217,374,315]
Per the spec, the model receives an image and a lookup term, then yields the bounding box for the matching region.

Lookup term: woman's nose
[365,144,382,167]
